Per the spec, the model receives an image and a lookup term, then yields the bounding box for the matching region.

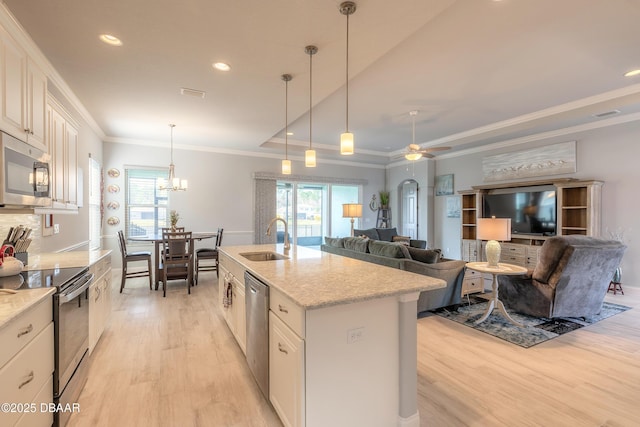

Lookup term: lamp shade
[405,152,422,161]
[281,159,291,175]
[305,149,316,167]
[342,203,363,218]
[340,132,354,155]
[477,217,511,241]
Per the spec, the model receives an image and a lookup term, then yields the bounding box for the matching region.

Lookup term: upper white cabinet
[0,26,47,151]
[46,98,78,210]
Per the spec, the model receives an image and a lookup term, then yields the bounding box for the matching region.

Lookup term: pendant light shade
[281,73,292,175]
[158,124,188,191]
[340,2,356,155]
[305,45,318,168]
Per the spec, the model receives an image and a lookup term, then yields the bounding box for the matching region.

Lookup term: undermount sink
[240,251,289,262]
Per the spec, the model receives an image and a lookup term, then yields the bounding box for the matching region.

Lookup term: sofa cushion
[343,236,369,253]
[376,227,398,242]
[407,247,441,264]
[392,235,411,245]
[354,228,379,240]
[368,240,411,258]
[324,236,344,248]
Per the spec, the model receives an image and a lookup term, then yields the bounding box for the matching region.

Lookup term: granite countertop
[220,244,446,310]
[0,288,55,331]
[25,249,112,271]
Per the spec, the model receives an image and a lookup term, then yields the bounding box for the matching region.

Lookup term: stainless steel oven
[0,131,50,207]
[54,269,93,427]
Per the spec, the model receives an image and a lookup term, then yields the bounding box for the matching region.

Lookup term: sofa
[353,227,427,249]
[498,235,626,318]
[322,236,466,313]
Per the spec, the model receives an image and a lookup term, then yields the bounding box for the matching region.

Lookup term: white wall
[103,142,385,267]
[434,120,640,287]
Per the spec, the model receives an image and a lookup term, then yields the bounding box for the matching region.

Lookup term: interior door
[400,180,418,239]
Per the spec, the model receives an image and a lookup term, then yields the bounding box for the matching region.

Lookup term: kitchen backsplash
[0,213,42,254]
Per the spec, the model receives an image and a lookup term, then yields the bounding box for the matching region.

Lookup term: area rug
[427,296,631,348]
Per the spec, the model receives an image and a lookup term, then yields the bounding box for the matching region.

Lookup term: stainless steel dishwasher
[245,271,269,399]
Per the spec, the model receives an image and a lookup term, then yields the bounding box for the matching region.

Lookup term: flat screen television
[482,186,557,236]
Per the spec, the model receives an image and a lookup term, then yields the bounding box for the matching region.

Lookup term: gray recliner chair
[498,235,626,319]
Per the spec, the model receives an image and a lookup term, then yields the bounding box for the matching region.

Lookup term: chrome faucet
[266,217,290,252]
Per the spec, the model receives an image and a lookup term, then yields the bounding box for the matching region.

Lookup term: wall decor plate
[107,168,120,178]
[107,184,120,193]
[107,201,120,210]
[107,217,120,226]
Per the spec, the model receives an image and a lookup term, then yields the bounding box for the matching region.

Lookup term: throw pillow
[392,235,411,245]
[407,247,441,264]
[343,236,369,253]
[376,227,398,242]
[353,228,379,240]
[324,236,344,248]
[368,240,411,258]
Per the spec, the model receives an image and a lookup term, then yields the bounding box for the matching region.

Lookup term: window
[88,157,102,250]
[125,168,168,239]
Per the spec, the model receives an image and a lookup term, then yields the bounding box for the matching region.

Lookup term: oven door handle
[58,274,93,304]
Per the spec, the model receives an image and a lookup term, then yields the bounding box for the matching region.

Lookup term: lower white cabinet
[269,311,305,427]
[218,260,247,354]
[89,255,112,354]
[0,297,54,427]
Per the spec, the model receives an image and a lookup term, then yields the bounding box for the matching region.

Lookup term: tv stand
[458,179,603,295]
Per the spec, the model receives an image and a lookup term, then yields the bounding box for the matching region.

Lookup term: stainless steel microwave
[0,131,51,207]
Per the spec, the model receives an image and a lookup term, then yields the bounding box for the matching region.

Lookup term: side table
[465,262,528,327]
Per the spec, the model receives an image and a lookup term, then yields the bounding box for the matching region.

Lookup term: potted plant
[379,191,390,209]
[170,210,180,231]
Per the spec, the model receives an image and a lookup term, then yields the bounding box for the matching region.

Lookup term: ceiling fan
[400,111,450,160]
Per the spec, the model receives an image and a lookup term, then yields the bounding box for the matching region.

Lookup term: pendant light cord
[309,49,313,150]
[345,12,350,132]
[285,78,289,159]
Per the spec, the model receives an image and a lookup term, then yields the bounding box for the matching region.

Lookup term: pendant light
[305,45,318,167]
[339,1,356,155]
[405,111,423,161]
[281,74,292,175]
[158,124,188,191]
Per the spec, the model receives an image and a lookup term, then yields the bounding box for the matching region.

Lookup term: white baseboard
[398,411,420,427]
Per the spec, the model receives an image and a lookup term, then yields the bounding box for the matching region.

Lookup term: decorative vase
[612,267,622,283]
[171,225,177,232]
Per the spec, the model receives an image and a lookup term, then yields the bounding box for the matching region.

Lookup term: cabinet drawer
[501,244,525,257]
[270,288,305,339]
[0,297,52,368]
[462,277,484,295]
[15,375,53,427]
[0,322,54,426]
[501,254,525,265]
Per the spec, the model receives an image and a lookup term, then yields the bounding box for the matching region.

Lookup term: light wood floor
[69,273,640,427]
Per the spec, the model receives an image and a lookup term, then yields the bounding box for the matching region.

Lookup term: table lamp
[477,217,511,268]
[342,203,363,237]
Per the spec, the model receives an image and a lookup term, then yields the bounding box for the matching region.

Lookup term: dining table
[129,231,217,290]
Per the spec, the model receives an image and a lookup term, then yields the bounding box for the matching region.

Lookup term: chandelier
[158,124,188,191]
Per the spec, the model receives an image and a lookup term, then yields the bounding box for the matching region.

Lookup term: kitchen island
[218,244,446,427]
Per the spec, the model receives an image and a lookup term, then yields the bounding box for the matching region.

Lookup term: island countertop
[219,244,446,309]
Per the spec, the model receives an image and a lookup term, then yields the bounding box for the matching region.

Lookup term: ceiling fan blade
[423,153,435,159]
[422,146,451,152]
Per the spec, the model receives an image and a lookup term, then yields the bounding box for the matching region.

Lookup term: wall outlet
[347,327,365,344]
[54,224,60,234]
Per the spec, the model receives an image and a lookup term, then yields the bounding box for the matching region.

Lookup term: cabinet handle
[17,324,33,338]
[18,371,35,389]
[278,343,288,355]
[278,304,288,314]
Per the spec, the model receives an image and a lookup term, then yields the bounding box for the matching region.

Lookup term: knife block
[15,252,28,266]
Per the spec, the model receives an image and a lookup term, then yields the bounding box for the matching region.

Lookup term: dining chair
[195,228,223,284]
[160,230,193,297]
[117,230,153,293]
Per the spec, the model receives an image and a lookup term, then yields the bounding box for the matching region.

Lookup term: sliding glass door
[277,181,361,247]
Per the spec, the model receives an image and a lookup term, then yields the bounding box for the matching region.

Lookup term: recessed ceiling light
[99,34,122,46]
[213,62,231,71]
[286,132,293,136]
[624,69,640,77]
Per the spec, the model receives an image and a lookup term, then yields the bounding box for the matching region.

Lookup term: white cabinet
[46,99,79,210]
[89,255,112,354]
[0,297,54,427]
[269,299,305,427]
[218,255,247,354]
[0,27,47,151]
